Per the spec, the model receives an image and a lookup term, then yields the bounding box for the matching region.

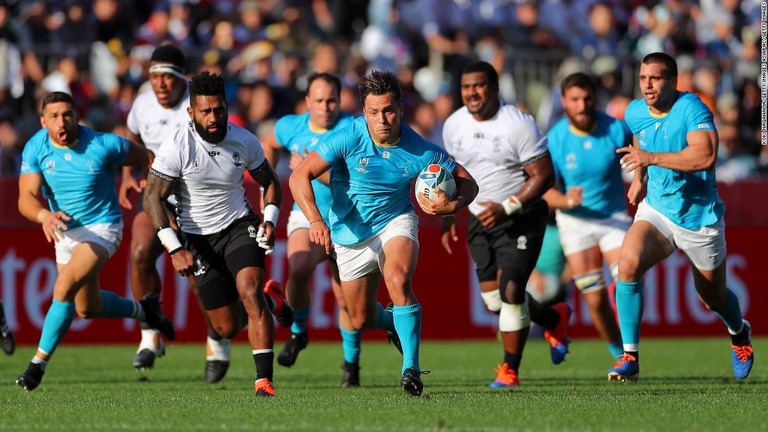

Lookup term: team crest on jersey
[232,152,242,167]
[492,136,502,152]
[64,153,72,161]
[565,153,577,170]
[397,159,414,178]
[583,140,592,150]
[517,235,528,250]
[356,157,368,174]
[382,150,390,159]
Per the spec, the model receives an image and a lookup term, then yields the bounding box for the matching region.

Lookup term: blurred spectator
[234,0,266,46]
[360,0,411,72]
[0,0,44,98]
[506,0,565,52]
[570,2,621,60]
[52,0,97,70]
[0,116,20,176]
[716,120,757,183]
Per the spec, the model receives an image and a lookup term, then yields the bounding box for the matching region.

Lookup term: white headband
[148,63,186,80]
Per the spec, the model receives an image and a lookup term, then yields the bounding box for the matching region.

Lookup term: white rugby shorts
[54,222,123,264]
[634,200,726,271]
[334,212,419,282]
[286,209,311,236]
[555,210,630,256]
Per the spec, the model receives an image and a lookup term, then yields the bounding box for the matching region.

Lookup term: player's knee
[481,290,502,313]
[498,269,526,304]
[617,254,641,281]
[498,301,531,332]
[288,255,316,280]
[75,305,99,319]
[130,238,157,267]
[212,322,238,339]
[384,270,410,293]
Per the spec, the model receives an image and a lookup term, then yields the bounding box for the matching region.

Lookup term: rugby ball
[414,164,456,200]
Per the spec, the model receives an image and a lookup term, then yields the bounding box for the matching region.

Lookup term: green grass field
[2,337,767,431]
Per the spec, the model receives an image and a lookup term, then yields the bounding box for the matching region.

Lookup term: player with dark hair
[263,72,367,386]
[441,60,572,388]
[610,52,753,381]
[290,70,478,396]
[16,91,175,391]
[120,44,261,383]
[143,71,290,397]
[543,72,630,365]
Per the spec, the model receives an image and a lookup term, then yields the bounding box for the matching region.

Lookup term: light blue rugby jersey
[624,92,723,229]
[316,117,455,246]
[548,111,631,219]
[274,112,354,222]
[20,126,130,228]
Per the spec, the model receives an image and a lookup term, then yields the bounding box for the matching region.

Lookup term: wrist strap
[263,204,279,226]
[501,196,522,215]
[157,226,183,255]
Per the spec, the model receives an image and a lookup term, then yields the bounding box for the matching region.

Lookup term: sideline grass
[2,338,766,431]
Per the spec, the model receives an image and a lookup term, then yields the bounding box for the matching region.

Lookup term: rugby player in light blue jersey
[16,92,175,391]
[263,72,362,385]
[290,70,478,396]
[545,72,630,365]
[610,52,753,382]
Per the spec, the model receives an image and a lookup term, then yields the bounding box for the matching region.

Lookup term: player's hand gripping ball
[414,164,456,201]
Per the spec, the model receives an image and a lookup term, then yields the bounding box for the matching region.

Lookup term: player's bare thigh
[381,236,418,305]
[618,220,674,281]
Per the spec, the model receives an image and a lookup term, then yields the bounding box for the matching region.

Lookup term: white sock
[138,329,163,355]
[207,337,231,361]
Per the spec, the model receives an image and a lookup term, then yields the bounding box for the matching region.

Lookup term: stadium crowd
[0,0,764,181]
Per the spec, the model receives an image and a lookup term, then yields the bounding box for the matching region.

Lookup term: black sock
[730,326,750,346]
[539,307,560,330]
[626,351,639,361]
[254,351,274,381]
[140,321,153,330]
[503,352,522,372]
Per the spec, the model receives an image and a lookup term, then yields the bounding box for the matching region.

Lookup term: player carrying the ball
[290,70,478,396]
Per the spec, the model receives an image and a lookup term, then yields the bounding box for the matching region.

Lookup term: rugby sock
[253,349,274,380]
[503,351,522,372]
[608,341,624,358]
[616,280,643,353]
[715,289,747,343]
[0,300,9,334]
[291,307,310,335]
[372,302,395,333]
[207,336,231,361]
[340,327,362,364]
[31,356,48,371]
[393,304,421,374]
[99,291,139,318]
[38,300,75,356]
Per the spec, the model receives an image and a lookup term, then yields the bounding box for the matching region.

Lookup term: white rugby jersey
[151,121,266,235]
[442,103,548,216]
[127,88,190,153]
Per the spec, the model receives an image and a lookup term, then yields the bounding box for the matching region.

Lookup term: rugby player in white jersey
[441,61,571,388]
[144,70,289,397]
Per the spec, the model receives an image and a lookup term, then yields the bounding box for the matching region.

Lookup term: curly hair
[189,70,225,105]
